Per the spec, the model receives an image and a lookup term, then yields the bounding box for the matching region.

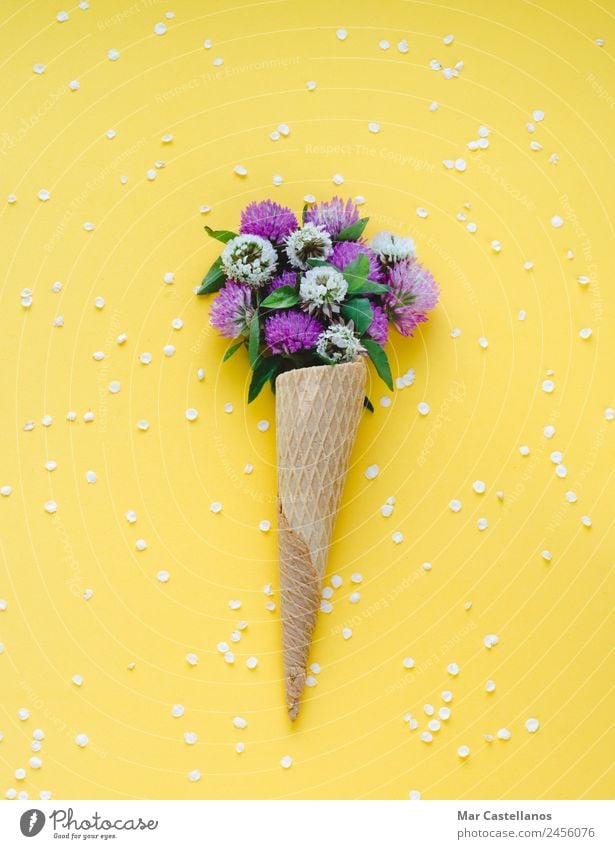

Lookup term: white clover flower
[316,323,365,363]
[284,223,333,270]
[370,230,415,265]
[221,234,277,287]
[299,267,348,314]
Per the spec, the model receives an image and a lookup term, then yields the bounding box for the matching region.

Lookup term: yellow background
[0,0,613,800]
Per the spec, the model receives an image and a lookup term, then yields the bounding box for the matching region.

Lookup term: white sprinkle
[108,380,121,394]
[233,165,248,176]
[257,519,271,533]
[137,420,150,431]
[273,174,283,186]
[330,574,343,588]
[15,768,26,780]
[280,755,293,769]
[519,445,530,456]
[428,719,441,732]
[83,589,93,600]
[378,39,390,50]
[135,538,148,552]
[392,531,404,544]
[94,296,105,310]
[550,451,563,464]
[447,662,459,676]
[380,503,394,517]
[441,690,453,703]
[423,703,435,716]
[420,732,433,743]
[458,745,470,759]
[368,121,381,134]
[257,420,270,432]
[85,470,97,484]
[565,490,577,503]
[185,408,198,422]
[156,570,170,583]
[68,80,80,91]
[454,158,467,172]
[541,550,552,562]
[246,656,258,670]
[398,39,409,53]
[38,188,51,202]
[525,718,540,733]
[497,727,511,741]
[544,425,556,438]
[351,573,363,584]
[116,333,127,344]
[32,729,45,741]
[186,653,198,666]
[422,561,432,572]
[171,704,185,718]
[306,80,317,90]
[33,63,45,74]
[449,499,462,513]
[416,207,429,218]
[581,515,592,528]
[472,480,486,494]
[223,651,235,664]
[365,463,379,480]
[197,368,205,381]
[44,500,57,514]
[417,401,430,416]
[342,627,352,640]
[332,173,344,185]
[403,657,415,669]
[18,708,30,720]
[154,22,167,35]
[429,101,438,111]
[477,517,488,531]
[336,28,348,41]
[187,770,201,782]
[491,239,502,252]
[551,215,563,228]
[75,733,89,747]
[183,731,198,745]
[1,486,12,497]
[320,600,333,613]
[579,327,592,340]
[555,464,567,479]
[604,407,614,421]
[478,336,488,349]
[451,327,461,338]
[203,39,212,49]
[233,716,248,729]
[467,222,477,233]
[107,48,120,61]
[532,109,545,122]
[56,11,69,22]
[484,634,499,649]
[486,679,496,693]
[438,706,451,720]
[229,599,241,610]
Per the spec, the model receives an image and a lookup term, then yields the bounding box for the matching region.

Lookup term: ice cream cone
[276,360,366,720]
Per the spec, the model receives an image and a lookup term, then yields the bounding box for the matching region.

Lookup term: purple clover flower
[367,303,389,345]
[209,282,254,338]
[264,310,323,355]
[239,200,298,243]
[305,196,360,238]
[268,269,297,293]
[384,260,440,336]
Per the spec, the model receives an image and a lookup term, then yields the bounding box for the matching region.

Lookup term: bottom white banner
[0,800,612,848]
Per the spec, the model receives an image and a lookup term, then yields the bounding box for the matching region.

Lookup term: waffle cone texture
[276,360,366,720]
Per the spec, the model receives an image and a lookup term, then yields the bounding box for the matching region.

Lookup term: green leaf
[340,297,373,336]
[260,286,300,309]
[222,340,244,362]
[248,311,260,368]
[348,279,389,296]
[248,356,282,403]
[336,217,369,241]
[342,254,370,292]
[197,257,226,295]
[301,203,308,224]
[363,338,394,391]
[363,395,374,413]
[204,226,237,244]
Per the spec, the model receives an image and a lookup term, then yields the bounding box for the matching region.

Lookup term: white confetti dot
[472,480,486,494]
[68,80,80,91]
[257,420,270,432]
[244,463,253,474]
[137,419,150,431]
[398,39,409,53]
[429,101,438,111]
[171,704,185,718]
[365,464,379,480]
[135,539,147,551]
[185,408,198,422]
[478,336,488,349]
[280,755,293,769]
[233,716,248,729]
[154,22,167,35]
[246,657,258,669]
[187,770,201,782]
[33,63,45,74]
[555,464,567,478]
[427,719,441,732]
[447,662,459,676]
[519,445,530,456]
[332,173,344,185]
[38,188,51,202]
[71,673,83,686]
[416,207,429,218]
[392,531,404,544]
[484,634,499,649]
[108,381,121,394]
[544,425,556,438]
[551,215,563,228]
[565,490,577,503]
[403,657,415,669]
[306,80,317,90]
[579,327,592,340]
[457,745,470,759]
[368,121,380,133]
[420,732,433,743]
[486,679,496,693]
[542,379,555,393]
[449,499,462,513]
[172,318,183,330]
[224,651,235,664]
[581,515,592,528]
[85,470,97,484]
[233,165,248,176]
[44,500,57,514]
[57,11,69,22]
[183,731,198,745]
[497,727,511,741]
[156,570,170,583]
[229,599,241,610]
[525,717,540,733]
[18,708,30,720]
[491,239,502,252]
[116,333,127,344]
[32,729,45,741]
[330,575,343,589]
[532,109,545,122]
[439,707,451,720]
[342,627,352,640]
[541,550,552,562]
[477,517,488,531]
[417,402,430,416]
[336,28,348,41]
[94,296,105,309]
[380,503,394,517]
[75,733,89,747]
[107,49,120,61]
[15,768,26,780]
[259,520,271,532]
[604,408,614,421]
[1,485,12,497]
[273,174,283,186]
[186,653,198,666]
[454,158,467,172]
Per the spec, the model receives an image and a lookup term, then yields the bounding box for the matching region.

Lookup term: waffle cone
[276,360,366,720]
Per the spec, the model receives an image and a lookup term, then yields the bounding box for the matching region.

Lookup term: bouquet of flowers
[198,197,439,720]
